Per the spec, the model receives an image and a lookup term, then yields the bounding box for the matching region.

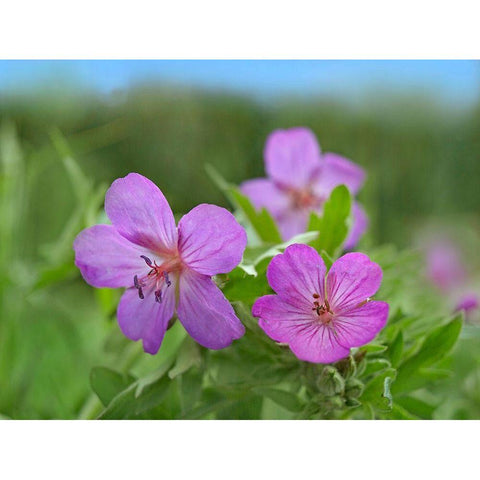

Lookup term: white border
[1,1,479,59]
[0,420,477,479]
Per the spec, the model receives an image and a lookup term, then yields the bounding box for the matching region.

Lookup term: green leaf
[308,185,352,258]
[361,368,397,411]
[387,330,404,367]
[90,367,136,407]
[229,188,282,243]
[205,163,282,243]
[98,361,174,419]
[362,358,391,377]
[252,387,303,412]
[395,395,436,419]
[394,314,462,392]
[168,337,202,379]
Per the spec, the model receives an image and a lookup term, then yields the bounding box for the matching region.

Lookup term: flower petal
[264,127,321,189]
[73,224,151,288]
[315,152,365,196]
[344,202,368,250]
[105,173,177,252]
[267,244,326,309]
[117,276,176,355]
[177,270,245,349]
[253,295,349,363]
[327,253,383,314]
[178,204,247,276]
[276,207,310,241]
[240,178,290,218]
[333,301,389,349]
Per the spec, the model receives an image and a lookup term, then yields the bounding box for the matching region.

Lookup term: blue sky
[0,60,478,107]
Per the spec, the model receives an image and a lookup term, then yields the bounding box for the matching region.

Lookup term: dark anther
[325,299,331,311]
[313,293,320,299]
[134,274,145,300]
[140,255,153,267]
[163,271,171,287]
[155,289,162,303]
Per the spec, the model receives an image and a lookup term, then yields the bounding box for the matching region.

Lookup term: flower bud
[317,366,345,396]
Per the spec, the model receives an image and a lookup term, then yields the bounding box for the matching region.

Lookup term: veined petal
[327,253,383,314]
[73,224,151,288]
[253,295,349,363]
[177,270,245,349]
[344,202,368,250]
[265,127,321,189]
[314,152,365,196]
[105,173,177,252]
[178,204,247,276]
[267,244,326,309]
[333,301,389,349]
[117,276,176,355]
[240,178,290,217]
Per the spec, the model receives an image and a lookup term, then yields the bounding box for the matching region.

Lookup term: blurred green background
[1,61,479,418]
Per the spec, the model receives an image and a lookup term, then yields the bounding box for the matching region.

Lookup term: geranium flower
[426,240,466,293]
[240,127,367,248]
[252,244,388,363]
[74,173,247,354]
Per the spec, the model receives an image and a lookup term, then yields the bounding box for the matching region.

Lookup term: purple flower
[455,293,479,318]
[426,240,466,293]
[252,244,388,363]
[74,173,247,354]
[240,127,367,248]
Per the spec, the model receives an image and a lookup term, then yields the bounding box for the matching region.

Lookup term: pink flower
[252,244,388,363]
[240,127,367,248]
[426,240,466,293]
[74,173,247,354]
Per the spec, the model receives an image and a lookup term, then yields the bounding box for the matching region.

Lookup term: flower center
[289,188,323,210]
[133,255,181,303]
[312,293,334,324]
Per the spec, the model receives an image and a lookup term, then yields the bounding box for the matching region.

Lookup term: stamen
[163,271,171,287]
[313,293,320,299]
[140,255,153,267]
[133,275,145,300]
[155,289,162,303]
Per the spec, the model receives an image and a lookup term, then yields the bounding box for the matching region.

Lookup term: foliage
[0,87,479,420]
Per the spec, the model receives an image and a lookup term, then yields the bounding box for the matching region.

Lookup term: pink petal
[267,244,326,309]
[177,270,245,349]
[314,152,365,196]
[178,204,247,276]
[117,276,177,355]
[343,202,368,250]
[253,295,349,363]
[73,224,152,288]
[332,301,389,349]
[327,253,383,314]
[105,173,177,252]
[240,178,290,218]
[276,207,310,241]
[264,127,322,189]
